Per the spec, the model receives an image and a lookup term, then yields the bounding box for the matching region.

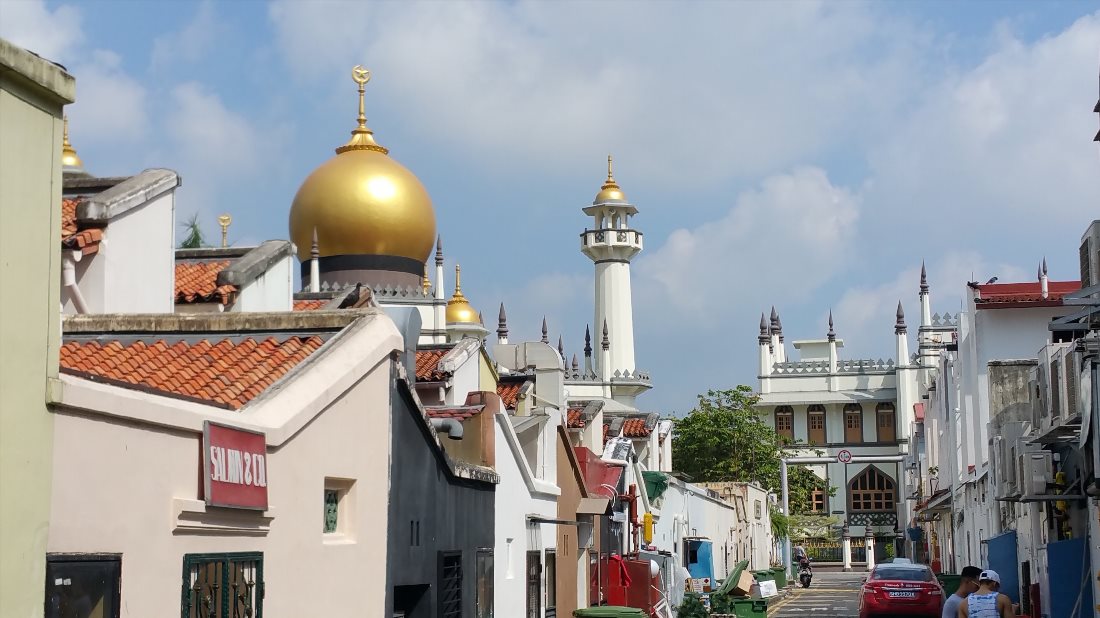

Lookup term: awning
[577,497,611,516]
[917,489,951,512]
[527,515,580,526]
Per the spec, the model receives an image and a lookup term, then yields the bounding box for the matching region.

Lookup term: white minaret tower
[580,156,643,378]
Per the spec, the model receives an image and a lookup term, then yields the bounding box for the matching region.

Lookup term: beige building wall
[48,364,393,616]
[0,38,74,618]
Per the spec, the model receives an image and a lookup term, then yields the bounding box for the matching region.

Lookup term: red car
[858,561,944,618]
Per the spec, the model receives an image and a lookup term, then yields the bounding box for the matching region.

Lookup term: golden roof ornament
[446,264,479,324]
[218,214,232,248]
[422,264,431,294]
[593,154,627,203]
[61,116,84,171]
[336,66,388,155]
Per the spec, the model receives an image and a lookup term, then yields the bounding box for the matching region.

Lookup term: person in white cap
[956,569,1013,618]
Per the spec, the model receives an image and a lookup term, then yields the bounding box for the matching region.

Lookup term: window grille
[439,553,462,618]
[182,553,263,618]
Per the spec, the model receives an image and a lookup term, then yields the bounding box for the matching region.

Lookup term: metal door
[45,555,121,618]
[986,530,1019,604]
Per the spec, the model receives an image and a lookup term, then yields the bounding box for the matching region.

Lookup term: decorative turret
[61,116,88,178]
[919,261,931,328]
[309,228,321,293]
[445,264,488,342]
[758,312,772,377]
[828,310,838,374]
[1040,257,1049,299]
[557,335,564,361]
[541,317,549,344]
[895,301,910,365]
[581,155,644,384]
[497,303,509,344]
[583,324,593,376]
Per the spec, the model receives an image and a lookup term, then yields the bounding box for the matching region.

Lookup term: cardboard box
[732,570,754,596]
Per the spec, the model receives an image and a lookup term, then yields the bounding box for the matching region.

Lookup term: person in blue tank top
[956,569,1012,618]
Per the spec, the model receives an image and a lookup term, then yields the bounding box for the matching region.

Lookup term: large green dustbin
[713,559,751,597]
[771,566,789,585]
[573,607,648,618]
[936,573,962,594]
[730,598,768,618]
[751,569,775,587]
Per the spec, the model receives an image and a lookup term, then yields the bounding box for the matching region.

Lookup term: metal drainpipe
[62,253,89,314]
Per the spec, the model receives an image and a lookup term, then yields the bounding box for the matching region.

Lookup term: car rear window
[873,567,932,581]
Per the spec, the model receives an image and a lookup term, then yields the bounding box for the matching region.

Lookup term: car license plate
[888,591,917,598]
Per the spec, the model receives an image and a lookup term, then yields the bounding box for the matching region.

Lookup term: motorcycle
[798,557,813,588]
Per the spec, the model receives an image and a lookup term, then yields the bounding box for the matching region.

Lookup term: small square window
[323,477,355,540]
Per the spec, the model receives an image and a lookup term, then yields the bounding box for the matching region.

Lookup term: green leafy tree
[671,386,831,514]
[179,213,207,249]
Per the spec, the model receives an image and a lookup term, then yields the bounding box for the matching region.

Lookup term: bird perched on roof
[985,276,998,284]
[966,281,980,289]
[338,283,362,308]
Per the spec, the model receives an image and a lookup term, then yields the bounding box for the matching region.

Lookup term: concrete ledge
[0,37,75,104]
[217,240,294,287]
[78,168,180,223]
[63,309,380,334]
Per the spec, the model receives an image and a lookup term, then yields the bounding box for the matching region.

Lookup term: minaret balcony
[579,228,644,259]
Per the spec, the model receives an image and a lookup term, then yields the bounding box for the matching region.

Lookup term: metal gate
[1047,537,1093,618]
[986,531,1019,604]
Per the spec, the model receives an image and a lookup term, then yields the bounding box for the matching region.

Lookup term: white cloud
[635,166,860,325]
[150,0,224,68]
[867,12,1100,227]
[268,1,926,184]
[0,0,83,63]
[67,50,148,143]
[830,251,1032,359]
[168,82,260,174]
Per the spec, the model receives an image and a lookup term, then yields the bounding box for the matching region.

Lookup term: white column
[308,227,320,293]
[842,532,852,572]
[594,261,635,375]
[434,237,445,343]
[865,530,876,571]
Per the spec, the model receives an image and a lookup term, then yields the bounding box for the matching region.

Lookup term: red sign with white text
[203,421,268,510]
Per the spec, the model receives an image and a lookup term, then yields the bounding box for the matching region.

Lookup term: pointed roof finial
[336,66,388,155]
[572,354,579,371]
[775,312,784,339]
[584,325,592,356]
[758,313,770,343]
[828,310,836,342]
[218,214,232,248]
[769,306,779,331]
[895,301,907,334]
[435,235,444,266]
[541,317,549,343]
[1037,262,1043,281]
[601,319,610,350]
[454,263,463,294]
[478,311,484,325]
[497,303,508,337]
[558,335,564,358]
[311,227,320,259]
[920,261,929,294]
[1042,257,1048,276]
[594,153,627,203]
[61,115,84,172]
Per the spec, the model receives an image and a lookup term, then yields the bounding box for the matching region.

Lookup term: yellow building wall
[0,38,74,618]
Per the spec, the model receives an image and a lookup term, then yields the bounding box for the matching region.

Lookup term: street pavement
[769,571,865,617]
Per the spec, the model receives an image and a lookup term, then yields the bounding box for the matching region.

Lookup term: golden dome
[288,66,436,263]
[593,154,627,204]
[446,264,479,324]
[61,116,84,171]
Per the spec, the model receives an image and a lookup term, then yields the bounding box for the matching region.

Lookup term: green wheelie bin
[573,607,648,618]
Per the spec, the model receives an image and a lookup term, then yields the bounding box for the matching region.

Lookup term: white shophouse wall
[47,362,393,617]
[233,254,293,312]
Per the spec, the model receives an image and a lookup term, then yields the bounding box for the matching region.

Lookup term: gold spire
[61,116,84,170]
[335,66,388,155]
[446,263,479,324]
[422,264,431,294]
[218,214,232,248]
[593,153,627,203]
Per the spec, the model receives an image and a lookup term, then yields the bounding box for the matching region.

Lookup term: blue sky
[4,0,1098,415]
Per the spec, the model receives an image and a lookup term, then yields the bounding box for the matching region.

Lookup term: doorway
[45,554,121,618]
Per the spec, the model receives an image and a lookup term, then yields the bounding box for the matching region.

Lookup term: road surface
[770,571,864,617]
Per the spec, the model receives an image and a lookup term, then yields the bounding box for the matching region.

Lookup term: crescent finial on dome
[336,65,388,155]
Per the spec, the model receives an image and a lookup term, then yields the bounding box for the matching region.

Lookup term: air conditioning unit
[1079,220,1100,291]
[1019,452,1053,501]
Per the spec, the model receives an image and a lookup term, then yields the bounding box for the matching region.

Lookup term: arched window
[843,403,863,443]
[807,404,826,445]
[876,402,896,442]
[848,466,896,512]
[774,406,793,440]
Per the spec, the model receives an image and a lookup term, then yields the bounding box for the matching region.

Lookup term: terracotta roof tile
[293,299,328,311]
[567,407,586,428]
[974,281,1080,308]
[497,381,524,410]
[175,260,237,304]
[425,405,485,421]
[61,198,103,256]
[415,348,452,381]
[622,418,652,438]
[60,335,325,409]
